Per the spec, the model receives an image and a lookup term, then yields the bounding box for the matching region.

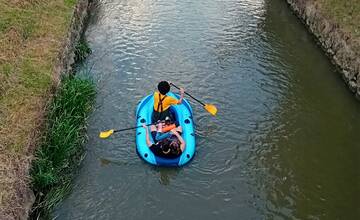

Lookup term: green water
[55,0,360,219]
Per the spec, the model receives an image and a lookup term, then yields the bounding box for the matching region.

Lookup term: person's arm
[167,81,184,104]
[168,94,183,106]
[178,87,185,104]
[171,129,186,152]
[167,88,185,105]
[142,124,152,147]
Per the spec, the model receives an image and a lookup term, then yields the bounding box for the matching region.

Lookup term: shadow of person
[155,167,181,185]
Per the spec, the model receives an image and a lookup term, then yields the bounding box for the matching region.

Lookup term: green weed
[1,63,12,76]
[31,75,96,218]
[20,58,51,93]
[64,0,77,7]
[74,39,92,63]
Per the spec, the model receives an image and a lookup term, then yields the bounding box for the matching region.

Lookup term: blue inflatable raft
[135,92,195,166]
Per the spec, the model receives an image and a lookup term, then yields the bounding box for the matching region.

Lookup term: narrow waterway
[55,0,360,219]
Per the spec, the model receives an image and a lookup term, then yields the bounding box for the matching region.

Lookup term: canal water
[55,0,360,219]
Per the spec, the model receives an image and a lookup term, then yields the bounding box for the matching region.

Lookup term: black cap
[158,81,170,95]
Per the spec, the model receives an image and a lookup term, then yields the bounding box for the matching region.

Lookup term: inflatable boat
[135,92,195,166]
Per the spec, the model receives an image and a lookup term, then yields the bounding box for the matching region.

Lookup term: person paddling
[152,81,185,122]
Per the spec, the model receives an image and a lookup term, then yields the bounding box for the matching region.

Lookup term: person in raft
[150,116,175,142]
[143,123,185,158]
[152,81,185,122]
[165,126,185,157]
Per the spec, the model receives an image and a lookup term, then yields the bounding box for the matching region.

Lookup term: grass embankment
[0,0,78,151]
[0,0,88,219]
[316,0,360,38]
[31,74,96,219]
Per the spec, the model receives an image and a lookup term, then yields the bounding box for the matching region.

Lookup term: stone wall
[286,0,360,99]
[53,0,90,87]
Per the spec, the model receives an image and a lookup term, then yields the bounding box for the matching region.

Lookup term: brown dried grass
[315,0,360,52]
[0,153,33,220]
[316,0,360,37]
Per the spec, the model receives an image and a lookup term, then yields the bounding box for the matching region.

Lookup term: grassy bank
[317,0,360,38]
[31,74,95,219]
[0,0,85,219]
[0,0,77,152]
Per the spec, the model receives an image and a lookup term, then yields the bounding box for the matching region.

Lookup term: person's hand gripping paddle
[170,83,218,116]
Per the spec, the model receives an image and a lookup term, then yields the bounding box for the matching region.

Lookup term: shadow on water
[99,157,181,185]
[154,167,181,185]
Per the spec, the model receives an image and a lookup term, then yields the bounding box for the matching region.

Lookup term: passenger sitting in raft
[143,123,185,158]
[152,81,185,122]
[150,116,176,142]
[166,127,185,157]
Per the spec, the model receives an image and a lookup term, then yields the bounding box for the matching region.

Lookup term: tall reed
[31,75,96,218]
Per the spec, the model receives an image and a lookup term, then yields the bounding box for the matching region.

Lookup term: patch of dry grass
[0,0,77,219]
[316,0,360,38]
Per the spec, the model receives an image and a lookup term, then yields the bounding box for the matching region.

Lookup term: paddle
[170,83,218,116]
[99,123,155,139]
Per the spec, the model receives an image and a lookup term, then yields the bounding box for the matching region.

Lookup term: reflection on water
[55,0,360,219]
[156,167,180,185]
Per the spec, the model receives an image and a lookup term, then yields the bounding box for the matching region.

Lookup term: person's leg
[150,125,157,141]
[167,109,176,123]
[159,109,172,121]
[156,132,171,141]
[151,131,157,142]
[176,126,182,133]
[152,111,160,123]
[156,122,164,133]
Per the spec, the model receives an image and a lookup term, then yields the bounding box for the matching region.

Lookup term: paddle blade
[204,104,217,116]
[99,129,114,139]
